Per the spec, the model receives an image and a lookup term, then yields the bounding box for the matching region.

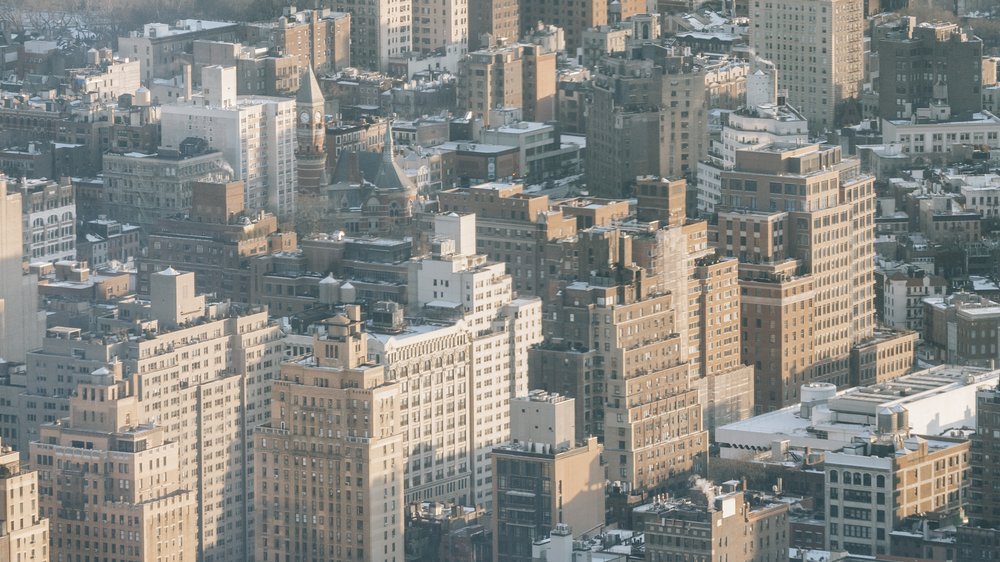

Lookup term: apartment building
[31,364,197,562]
[468,0,519,51]
[715,143,876,411]
[0,438,48,562]
[101,144,232,227]
[412,0,468,52]
[160,65,298,222]
[436,182,583,297]
[11,177,76,264]
[750,0,864,131]
[254,308,404,562]
[586,50,710,197]
[329,0,411,71]
[369,320,475,505]
[458,43,557,127]
[272,8,351,73]
[880,267,947,332]
[877,19,983,120]
[970,386,1000,527]
[492,392,604,562]
[119,20,241,82]
[923,293,1000,367]
[519,0,608,52]
[406,213,543,507]
[0,184,45,363]
[696,98,809,215]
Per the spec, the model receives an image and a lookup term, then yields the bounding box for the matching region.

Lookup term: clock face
[300,111,310,124]
[314,110,323,124]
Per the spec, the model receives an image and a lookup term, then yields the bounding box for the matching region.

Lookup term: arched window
[830,470,838,483]
[853,473,862,486]
[876,475,885,487]
[843,471,851,484]
[863,474,872,486]
[62,211,74,221]
[33,218,44,227]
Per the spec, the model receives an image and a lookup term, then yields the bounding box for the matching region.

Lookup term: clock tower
[296,65,326,195]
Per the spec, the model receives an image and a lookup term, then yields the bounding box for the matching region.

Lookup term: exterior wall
[413,0,468,52]
[18,178,75,264]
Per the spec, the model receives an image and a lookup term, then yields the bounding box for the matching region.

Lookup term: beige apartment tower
[254,307,404,562]
[0,438,48,562]
[31,363,197,562]
[750,0,864,131]
[715,143,875,412]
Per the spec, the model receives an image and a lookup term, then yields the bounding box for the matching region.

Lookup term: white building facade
[161,65,297,221]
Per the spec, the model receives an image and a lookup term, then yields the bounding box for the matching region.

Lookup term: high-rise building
[519,0,608,53]
[714,143,876,412]
[0,437,49,562]
[412,0,468,52]
[970,385,1000,527]
[406,213,544,507]
[491,392,604,562]
[0,181,45,363]
[750,0,864,131]
[458,43,557,127]
[254,308,404,562]
[960,383,1000,559]
[18,268,283,562]
[586,49,710,197]
[329,0,412,71]
[118,20,241,82]
[31,363,198,562]
[468,0,519,51]
[877,19,983,120]
[271,8,351,73]
[369,319,476,505]
[160,65,298,222]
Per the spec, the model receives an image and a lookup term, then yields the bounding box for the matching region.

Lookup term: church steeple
[297,64,325,107]
[296,65,326,196]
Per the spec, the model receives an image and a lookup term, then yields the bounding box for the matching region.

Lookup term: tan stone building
[31,363,197,562]
[272,8,351,73]
[492,392,604,562]
[643,485,789,562]
[19,268,283,562]
[715,143,876,412]
[458,43,557,127]
[254,307,404,562]
[750,0,864,131]
[0,182,45,363]
[0,438,48,562]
